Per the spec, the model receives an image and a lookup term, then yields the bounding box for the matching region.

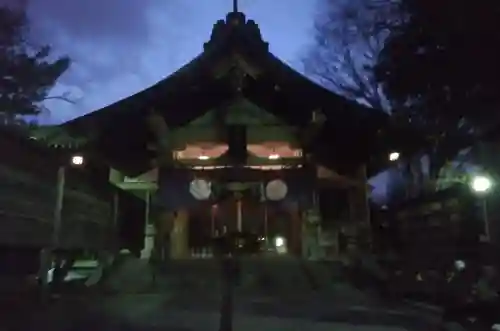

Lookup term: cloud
[24,0,190,122]
[29,0,151,45]
[19,0,316,123]
[28,0,180,82]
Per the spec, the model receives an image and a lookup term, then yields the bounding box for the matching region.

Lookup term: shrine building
[49,7,423,258]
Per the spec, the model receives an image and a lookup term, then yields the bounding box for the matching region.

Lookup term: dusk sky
[23,0,319,124]
[11,0,389,198]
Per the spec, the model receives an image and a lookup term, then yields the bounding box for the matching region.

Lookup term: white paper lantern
[189,179,212,200]
[265,179,288,201]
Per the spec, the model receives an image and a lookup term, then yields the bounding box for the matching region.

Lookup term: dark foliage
[305,0,475,185]
[376,0,500,130]
[373,0,500,183]
[0,6,70,123]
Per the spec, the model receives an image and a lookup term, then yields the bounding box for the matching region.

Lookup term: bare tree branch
[43,95,76,104]
[303,0,397,111]
[303,0,466,196]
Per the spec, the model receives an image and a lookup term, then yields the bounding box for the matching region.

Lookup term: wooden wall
[0,128,146,252]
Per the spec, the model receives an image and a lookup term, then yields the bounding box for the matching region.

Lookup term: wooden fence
[378,186,487,269]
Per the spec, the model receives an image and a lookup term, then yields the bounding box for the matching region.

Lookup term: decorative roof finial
[233,0,238,12]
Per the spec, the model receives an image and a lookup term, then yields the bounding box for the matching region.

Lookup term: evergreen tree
[0,6,70,125]
[376,0,500,132]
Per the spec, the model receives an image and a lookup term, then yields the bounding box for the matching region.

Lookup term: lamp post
[39,154,85,301]
[470,175,493,242]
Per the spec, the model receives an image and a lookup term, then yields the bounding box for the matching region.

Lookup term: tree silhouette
[374,0,500,186]
[0,6,71,125]
[305,0,484,193]
[376,0,500,139]
[303,0,401,110]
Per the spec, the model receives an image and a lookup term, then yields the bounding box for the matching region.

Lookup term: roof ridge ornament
[204,1,269,52]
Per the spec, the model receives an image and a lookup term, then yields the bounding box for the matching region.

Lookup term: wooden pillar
[211,205,217,236]
[289,202,302,256]
[263,203,269,238]
[39,166,65,301]
[348,164,371,251]
[171,209,189,259]
[141,191,154,259]
[303,203,321,259]
[236,199,243,232]
[154,210,166,261]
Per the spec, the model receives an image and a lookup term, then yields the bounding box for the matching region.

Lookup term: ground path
[10,257,442,331]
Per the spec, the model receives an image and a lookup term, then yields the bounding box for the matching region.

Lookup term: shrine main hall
[44,7,419,259]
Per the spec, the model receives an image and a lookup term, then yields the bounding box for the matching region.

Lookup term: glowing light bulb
[71,155,84,165]
[268,154,280,160]
[389,152,400,161]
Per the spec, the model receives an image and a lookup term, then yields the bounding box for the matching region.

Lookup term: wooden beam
[175,156,302,167]
[171,125,299,148]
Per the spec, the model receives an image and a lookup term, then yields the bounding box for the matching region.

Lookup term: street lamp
[470,175,492,194]
[71,155,84,166]
[470,175,493,242]
[389,152,400,162]
[275,236,284,247]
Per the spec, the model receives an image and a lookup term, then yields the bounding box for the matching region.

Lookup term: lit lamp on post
[71,155,84,166]
[470,175,493,242]
[389,151,400,162]
[52,155,85,248]
[54,154,84,247]
[39,153,85,300]
[55,154,84,243]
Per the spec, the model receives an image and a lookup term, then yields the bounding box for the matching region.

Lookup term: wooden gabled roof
[63,11,384,129]
[59,10,424,176]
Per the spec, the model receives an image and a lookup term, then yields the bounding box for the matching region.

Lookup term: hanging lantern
[189,179,212,200]
[265,179,288,201]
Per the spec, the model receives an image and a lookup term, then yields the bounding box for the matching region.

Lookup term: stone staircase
[89,256,441,330]
[153,257,323,296]
[101,256,379,309]
[157,259,222,292]
[238,257,315,295]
